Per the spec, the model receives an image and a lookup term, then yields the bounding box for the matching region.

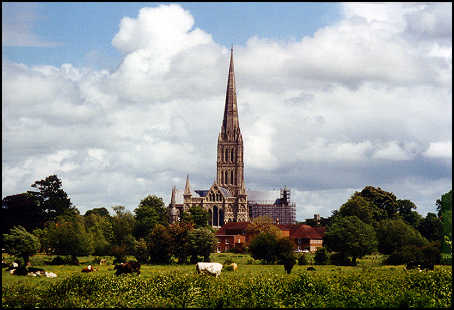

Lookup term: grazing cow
[6,262,19,271]
[307,267,316,271]
[82,265,96,273]
[231,263,238,272]
[28,267,45,273]
[99,258,107,265]
[114,261,141,276]
[196,262,223,277]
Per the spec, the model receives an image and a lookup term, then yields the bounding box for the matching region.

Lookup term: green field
[2,253,452,308]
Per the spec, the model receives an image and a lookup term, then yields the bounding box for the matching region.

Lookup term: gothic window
[231,148,234,162]
[225,148,229,162]
[225,170,229,184]
[231,170,234,185]
[221,171,224,184]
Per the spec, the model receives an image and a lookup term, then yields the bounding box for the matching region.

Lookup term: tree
[182,205,209,228]
[276,237,297,274]
[359,186,399,220]
[29,175,78,222]
[417,213,442,242]
[3,226,40,267]
[84,207,111,218]
[111,206,136,255]
[247,216,282,239]
[248,232,278,264]
[187,227,218,263]
[375,218,427,254]
[314,247,329,265]
[134,195,168,239]
[168,222,193,264]
[46,215,94,264]
[324,216,377,265]
[397,199,423,229]
[436,190,452,254]
[84,213,113,256]
[2,193,45,235]
[147,224,173,264]
[339,195,374,225]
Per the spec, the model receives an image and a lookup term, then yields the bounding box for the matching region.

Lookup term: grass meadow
[2,253,452,308]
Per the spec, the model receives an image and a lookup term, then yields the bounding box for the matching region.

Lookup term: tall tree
[29,175,78,222]
[147,224,173,264]
[111,206,136,255]
[436,190,452,254]
[339,195,374,225]
[397,199,423,229]
[417,212,442,242]
[3,226,40,267]
[376,218,427,254]
[168,222,193,264]
[187,227,218,263]
[46,215,94,264]
[134,195,168,239]
[84,207,111,218]
[324,216,377,265]
[182,205,210,228]
[358,186,399,221]
[2,192,45,235]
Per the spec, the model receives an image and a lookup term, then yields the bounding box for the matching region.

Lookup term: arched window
[225,170,229,184]
[231,148,234,162]
[225,148,228,162]
[231,170,234,186]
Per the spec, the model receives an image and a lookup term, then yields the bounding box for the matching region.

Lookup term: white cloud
[423,141,452,159]
[2,3,451,219]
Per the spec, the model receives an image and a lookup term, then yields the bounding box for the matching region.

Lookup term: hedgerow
[2,268,451,308]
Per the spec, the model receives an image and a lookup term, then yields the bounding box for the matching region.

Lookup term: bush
[440,253,452,265]
[385,242,440,268]
[330,252,353,266]
[297,254,308,265]
[223,258,234,266]
[314,248,329,265]
[48,255,79,265]
[228,244,246,254]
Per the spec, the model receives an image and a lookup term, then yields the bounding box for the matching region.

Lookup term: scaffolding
[248,187,296,225]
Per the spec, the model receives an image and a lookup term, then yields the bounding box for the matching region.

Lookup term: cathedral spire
[170,185,176,205]
[184,174,192,196]
[221,47,240,138]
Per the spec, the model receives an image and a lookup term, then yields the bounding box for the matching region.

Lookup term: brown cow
[114,261,140,276]
[81,265,97,273]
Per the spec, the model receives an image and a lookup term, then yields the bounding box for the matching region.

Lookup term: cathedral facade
[168,48,248,227]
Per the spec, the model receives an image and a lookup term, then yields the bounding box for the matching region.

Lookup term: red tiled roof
[290,224,324,239]
[216,222,251,235]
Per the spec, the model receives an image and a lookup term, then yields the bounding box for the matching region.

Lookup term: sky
[2,2,452,221]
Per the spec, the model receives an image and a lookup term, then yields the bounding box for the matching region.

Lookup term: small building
[214,222,325,253]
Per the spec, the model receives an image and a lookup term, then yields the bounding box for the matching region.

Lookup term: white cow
[195,262,223,277]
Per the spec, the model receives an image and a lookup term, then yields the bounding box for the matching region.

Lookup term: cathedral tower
[217,47,245,197]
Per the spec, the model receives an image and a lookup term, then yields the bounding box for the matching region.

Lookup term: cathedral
[168,48,249,227]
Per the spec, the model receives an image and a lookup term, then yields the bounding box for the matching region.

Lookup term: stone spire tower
[217,47,245,197]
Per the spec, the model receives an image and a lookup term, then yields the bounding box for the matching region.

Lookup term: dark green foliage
[1,193,46,235]
[417,212,442,242]
[248,232,278,264]
[314,247,329,265]
[359,186,399,220]
[339,195,374,225]
[329,252,353,266]
[147,224,173,264]
[376,218,427,254]
[297,254,308,265]
[386,242,441,268]
[48,255,79,265]
[397,199,423,229]
[182,205,210,228]
[84,213,113,256]
[436,190,452,254]
[324,216,377,265]
[29,174,78,222]
[187,227,217,263]
[168,222,193,264]
[134,195,168,239]
[111,206,136,255]
[84,207,111,218]
[3,225,40,267]
[134,238,149,264]
[46,215,94,261]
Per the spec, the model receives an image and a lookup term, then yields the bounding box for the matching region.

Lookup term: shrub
[314,248,329,265]
[297,254,308,265]
[48,255,79,265]
[330,252,353,266]
[440,253,452,265]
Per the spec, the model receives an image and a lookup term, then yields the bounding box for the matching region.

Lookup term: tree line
[2,175,216,267]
